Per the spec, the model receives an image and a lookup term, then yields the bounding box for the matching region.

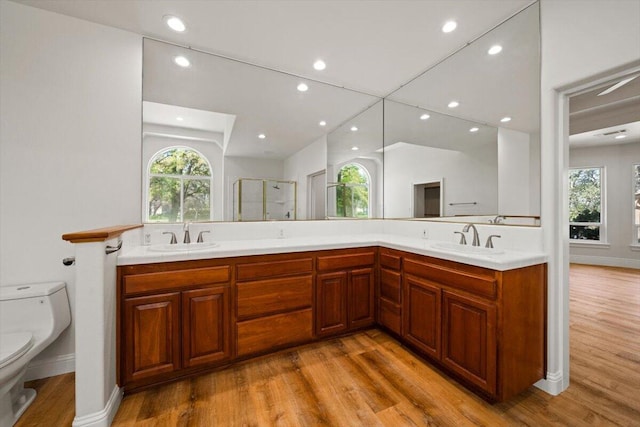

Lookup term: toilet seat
[0,332,33,369]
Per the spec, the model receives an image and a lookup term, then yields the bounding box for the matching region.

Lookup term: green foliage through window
[147,148,212,222]
[569,167,601,241]
[336,164,369,218]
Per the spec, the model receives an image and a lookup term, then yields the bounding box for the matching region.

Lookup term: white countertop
[117,233,547,271]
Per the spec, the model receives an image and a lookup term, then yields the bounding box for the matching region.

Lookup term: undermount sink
[147,242,219,253]
[431,242,504,255]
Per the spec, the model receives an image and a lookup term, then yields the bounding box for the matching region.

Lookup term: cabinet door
[124,292,181,383]
[348,268,375,329]
[182,286,230,368]
[442,290,497,395]
[403,275,441,359]
[316,272,348,337]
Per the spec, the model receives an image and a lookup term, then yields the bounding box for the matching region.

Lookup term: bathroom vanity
[116,238,546,402]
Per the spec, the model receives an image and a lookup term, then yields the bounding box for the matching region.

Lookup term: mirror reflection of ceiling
[143,39,379,159]
[387,3,539,134]
[569,73,640,148]
[17,0,533,96]
[327,101,383,167]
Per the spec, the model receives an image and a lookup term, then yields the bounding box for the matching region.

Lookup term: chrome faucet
[454,231,467,245]
[183,222,191,244]
[197,230,210,243]
[462,223,480,246]
[163,231,177,244]
[489,215,505,224]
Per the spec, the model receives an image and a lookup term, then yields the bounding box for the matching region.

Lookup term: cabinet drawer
[236,258,313,281]
[404,259,496,299]
[378,298,401,335]
[237,275,313,320]
[317,251,375,271]
[379,249,401,271]
[380,268,402,303]
[237,308,313,357]
[124,266,230,295]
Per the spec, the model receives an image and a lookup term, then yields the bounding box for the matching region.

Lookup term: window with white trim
[336,163,370,218]
[146,147,213,222]
[569,167,604,241]
[634,164,640,244]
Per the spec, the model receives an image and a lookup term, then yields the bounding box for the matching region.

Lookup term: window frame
[336,162,371,219]
[568,166,606,244]
[633,163,640,247]
[145,146,214,223]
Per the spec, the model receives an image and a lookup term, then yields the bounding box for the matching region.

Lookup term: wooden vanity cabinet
[377,248,403,335]
[118,263,231,391]
[235,254,314,357]
[401,254,546,401]
[316,248,376,337]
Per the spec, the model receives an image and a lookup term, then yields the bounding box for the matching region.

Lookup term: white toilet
[0,282,71,427]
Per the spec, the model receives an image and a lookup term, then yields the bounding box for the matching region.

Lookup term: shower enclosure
[232,178,297,221]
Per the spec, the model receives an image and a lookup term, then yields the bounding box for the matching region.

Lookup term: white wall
[384,143,498,218]
[0,1,142,371]
[223,156,284,220]
[540,0,640,394]
[283,135,327,220]
[569,142,640,268]
[498,128,532,216]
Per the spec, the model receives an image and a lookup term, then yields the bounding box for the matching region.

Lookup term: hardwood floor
[15,264,640,426]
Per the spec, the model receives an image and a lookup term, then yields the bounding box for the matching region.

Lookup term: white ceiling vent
[599,129,626,136]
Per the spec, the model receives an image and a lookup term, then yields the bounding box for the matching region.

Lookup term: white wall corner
[534,370,567,396]
[72,386,122,427]
[25,353,75,382]
[570,255,640,270]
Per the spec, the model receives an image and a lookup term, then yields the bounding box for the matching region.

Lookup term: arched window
[147,147,212,222]
[336,163,370,218]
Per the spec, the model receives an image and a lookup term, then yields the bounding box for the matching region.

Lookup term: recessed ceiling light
[488,45,503,55]
[313,60,326,71]
[174,56,190,67]
[176,117,184,121]
[352,146,359,151]
[469,127,479,133]
[258,134,266,139]
[448,101,459,108]
[420,114,430,120]
[297,83,309,92]
[500,116,512,123]
[442,21,457,33]
[164,15,186,32]
[350,126,358,132]
[319,120,327,126]
[615,134,627,139]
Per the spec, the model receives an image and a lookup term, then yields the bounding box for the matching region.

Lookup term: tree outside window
[147,147,212,222]
[336,164,370,218]
[569,167,603,241]
[634,164,640,244]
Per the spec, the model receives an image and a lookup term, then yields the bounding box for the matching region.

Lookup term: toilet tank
[0,282,71,343]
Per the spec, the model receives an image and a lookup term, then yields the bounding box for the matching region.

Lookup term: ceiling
[14,0,533,97]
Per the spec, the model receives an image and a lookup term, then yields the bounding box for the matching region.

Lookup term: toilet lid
[0,332,34,369]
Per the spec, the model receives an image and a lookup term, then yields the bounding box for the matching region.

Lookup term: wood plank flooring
[15,264,640,426]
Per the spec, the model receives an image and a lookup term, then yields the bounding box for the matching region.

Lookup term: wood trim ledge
[62,224,142,243]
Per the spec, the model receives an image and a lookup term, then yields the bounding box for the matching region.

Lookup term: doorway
[413,180,442,218]
[308,170,326,220]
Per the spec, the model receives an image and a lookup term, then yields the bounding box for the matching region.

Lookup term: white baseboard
[570,254,640,269]
[72,386,122,427]
[534,370,567,395]
[25,353,75,381]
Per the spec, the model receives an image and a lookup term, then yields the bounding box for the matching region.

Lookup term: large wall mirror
[384,3,540,225]
[142,38,380,222]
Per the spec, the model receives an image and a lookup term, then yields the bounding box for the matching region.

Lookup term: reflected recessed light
[258,134,266,139]
[448,101,459,108]
[442,21,457,33]
[297,83,309,92]
[420,113,430,120]
[500,116,512,123]
[469,127,479,133]
[319,120,327,126]
[164,15,186,32]
[488,45,503,55]
[615,134,627,139]
[313,60,326,71]
[176,117,184,121]
[350,126,358,132]
[174,56,190,67]
[352,146,359,151]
